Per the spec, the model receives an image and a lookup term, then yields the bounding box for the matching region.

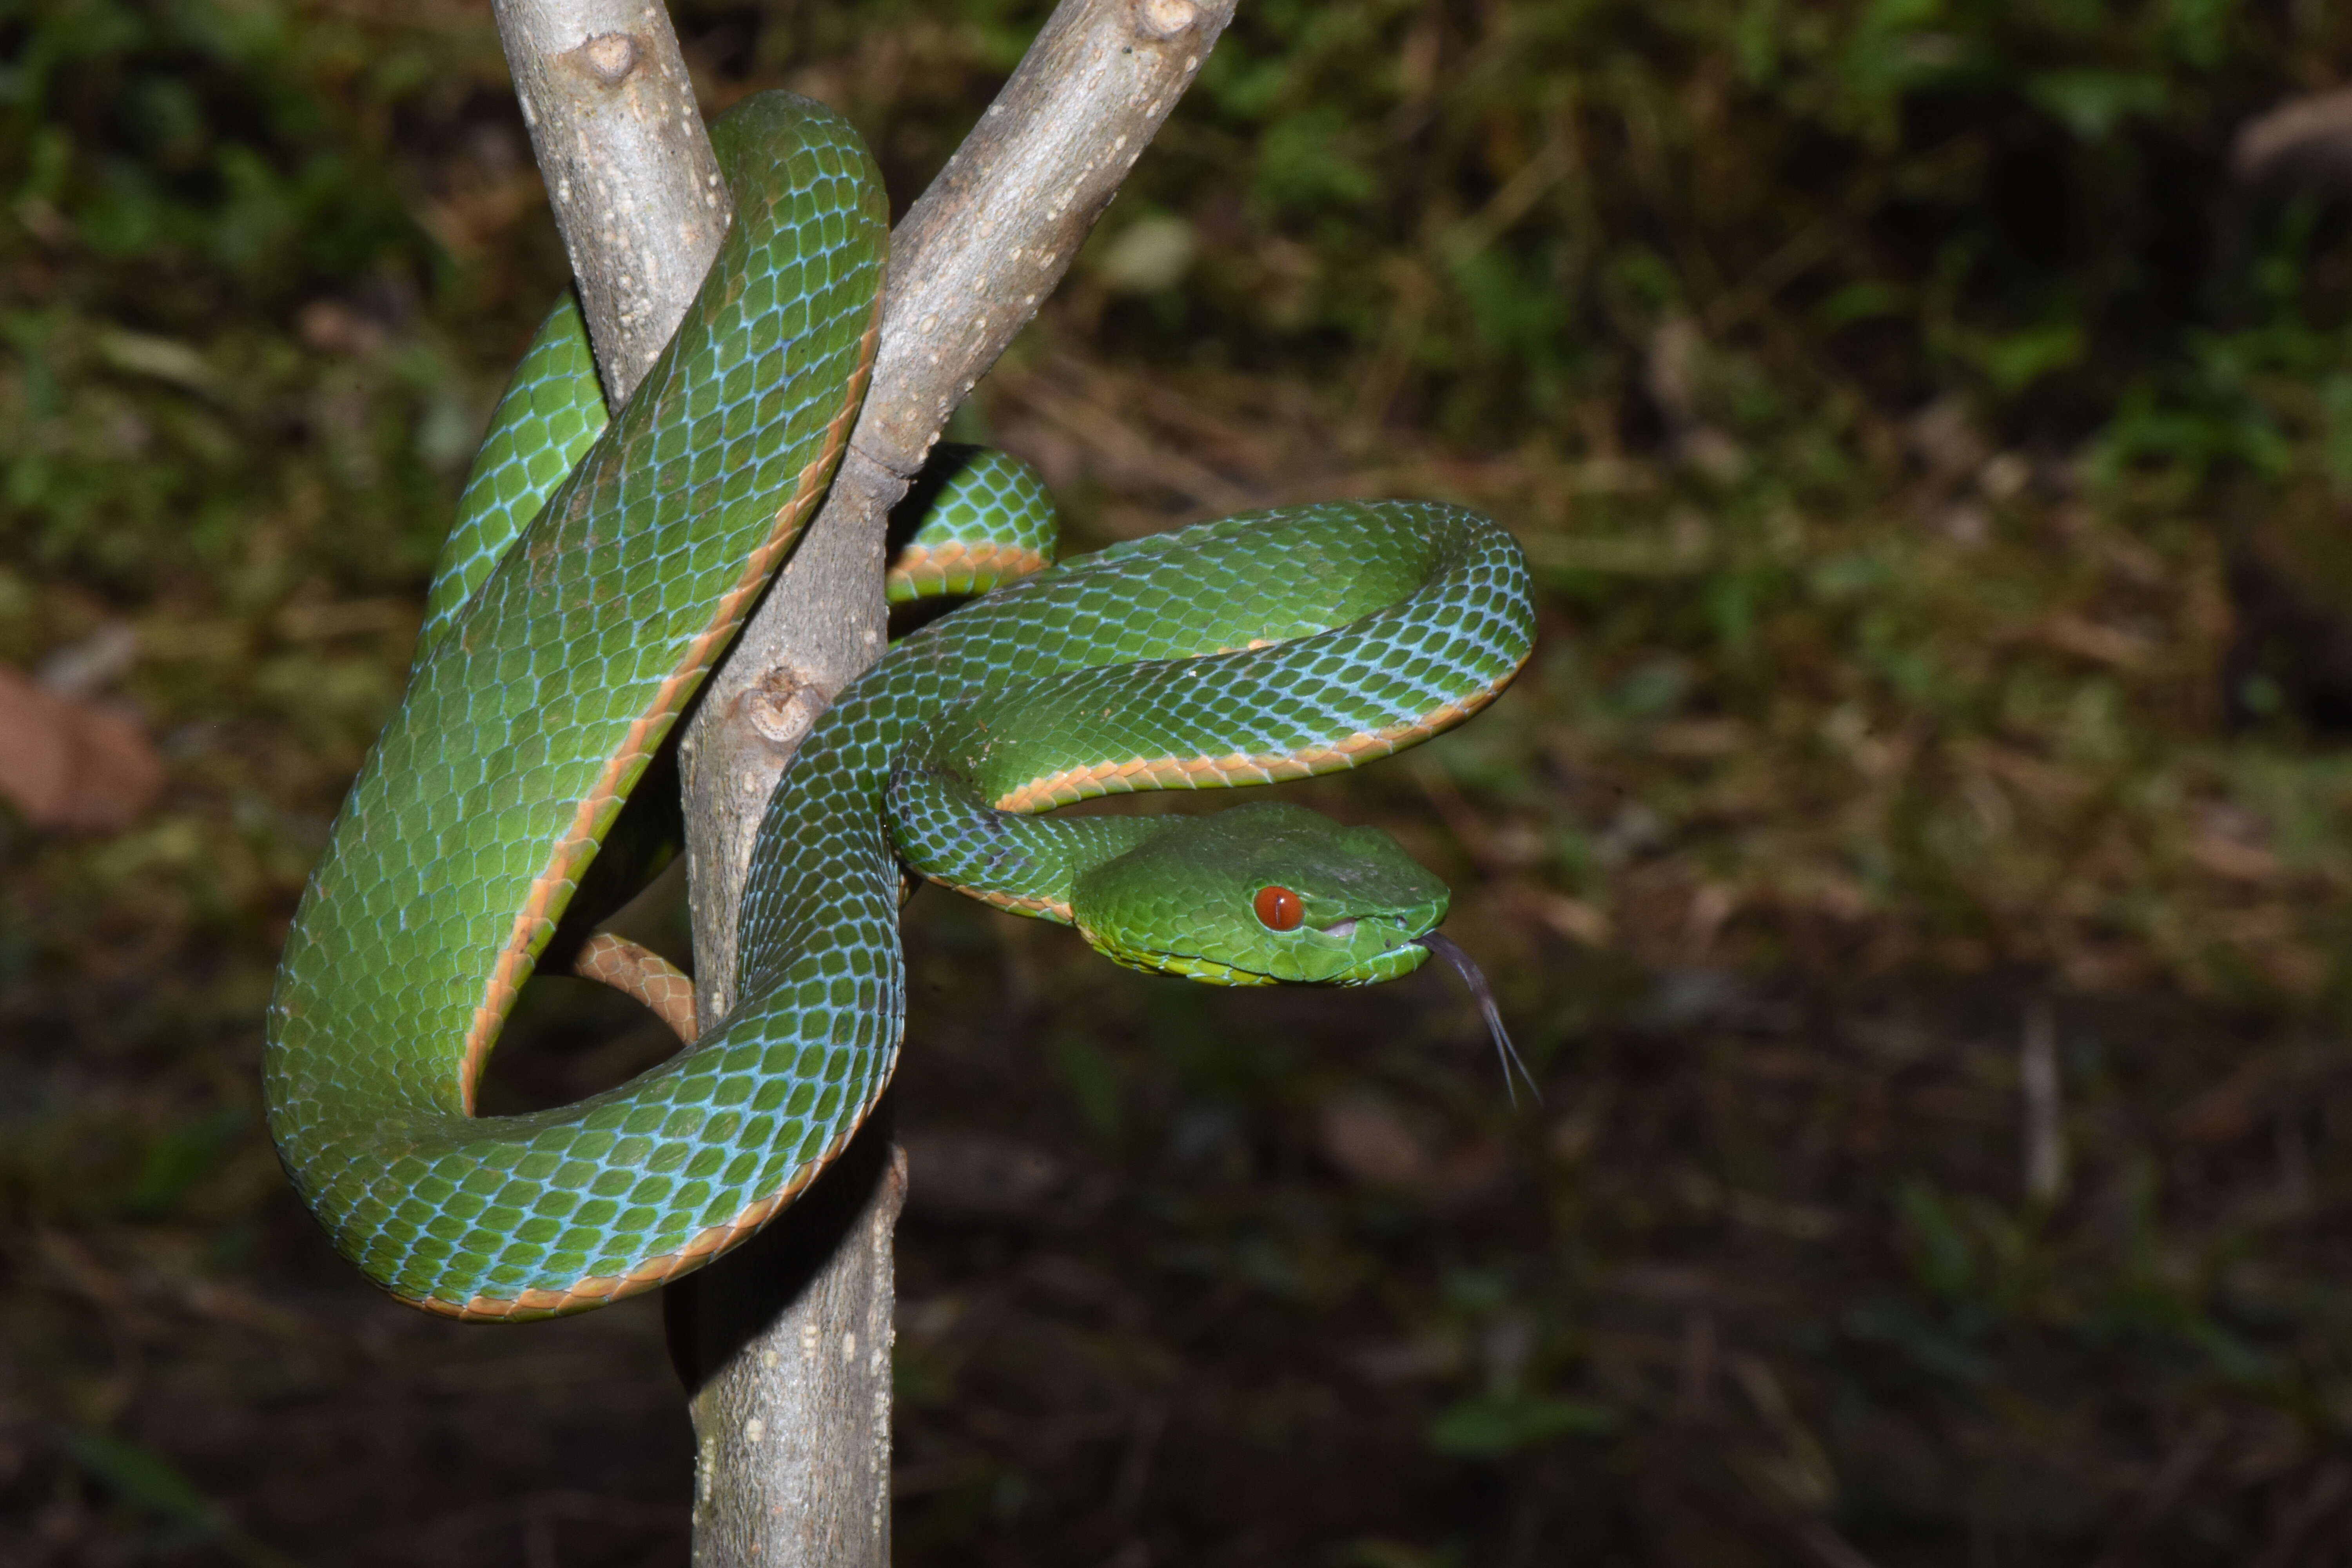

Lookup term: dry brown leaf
[2036,613,2159,670]
[1529,892,1613,947]
[2187,834,2282,883]
[0,665,165,832]
[2234,86,2352,190]
[1317,1095,1430,1187]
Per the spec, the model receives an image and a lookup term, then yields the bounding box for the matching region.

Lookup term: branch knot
[574,31,642,86]
[739,667,829,754]
[1134,0,1200,40]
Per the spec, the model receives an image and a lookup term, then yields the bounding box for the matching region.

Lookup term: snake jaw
[1076,907,1437,988]
[1245,913,1441,988]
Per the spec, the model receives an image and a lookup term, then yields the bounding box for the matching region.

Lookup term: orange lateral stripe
[991,659,1525,816]
[921,876,1071,924]
[885,541,1051,590]
[455,298,884,1115]
[408,1053,896,1321]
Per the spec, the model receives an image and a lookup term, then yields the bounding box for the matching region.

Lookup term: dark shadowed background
[9,1,2352,1563]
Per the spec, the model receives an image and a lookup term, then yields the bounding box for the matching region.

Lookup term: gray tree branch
[492,0,728,405]
[495,1,1238,1563]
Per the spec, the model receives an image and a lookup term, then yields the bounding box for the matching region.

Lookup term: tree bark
[492,0,728,405]
[496,0,1240,1562]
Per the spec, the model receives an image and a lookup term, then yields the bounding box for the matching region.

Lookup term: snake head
[1070,802,1447,986]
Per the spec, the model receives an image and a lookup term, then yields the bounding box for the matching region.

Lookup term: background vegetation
[7,0,2352,1561]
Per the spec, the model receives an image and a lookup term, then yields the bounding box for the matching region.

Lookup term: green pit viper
[264,92,1536,1321]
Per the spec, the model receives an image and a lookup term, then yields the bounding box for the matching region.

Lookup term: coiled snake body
[265,93,1534,1320]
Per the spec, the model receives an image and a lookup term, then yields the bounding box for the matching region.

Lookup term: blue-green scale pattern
[884,444,1059,602]
[419,294,611,662]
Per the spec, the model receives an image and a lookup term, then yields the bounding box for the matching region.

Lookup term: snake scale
[264,92,1535,1320]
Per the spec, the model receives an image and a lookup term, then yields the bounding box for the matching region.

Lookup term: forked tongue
[1412,932,1541,1105]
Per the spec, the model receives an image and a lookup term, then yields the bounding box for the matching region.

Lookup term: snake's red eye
[1254,886,1304,931]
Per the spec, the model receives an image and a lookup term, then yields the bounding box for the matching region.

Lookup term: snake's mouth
[1291,911,1443,986]
[1103,911,1437,988]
